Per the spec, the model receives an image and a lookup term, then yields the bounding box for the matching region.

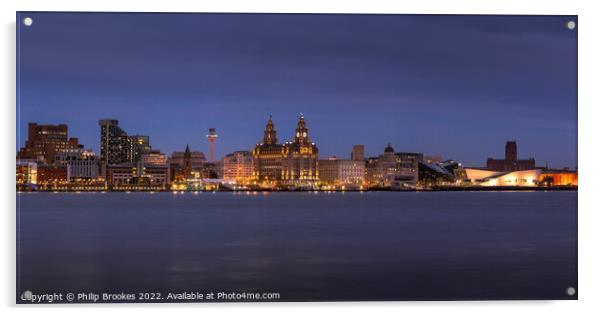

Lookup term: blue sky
[17,13,577,167]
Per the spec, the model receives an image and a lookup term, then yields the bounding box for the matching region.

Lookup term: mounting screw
[22,17,33,27]
[566,286,576,296]
[566,20,576,30]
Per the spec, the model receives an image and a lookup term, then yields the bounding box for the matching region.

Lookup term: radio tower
[206,128,218,162]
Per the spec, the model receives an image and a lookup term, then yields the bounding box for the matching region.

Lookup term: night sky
[16,13,577,168]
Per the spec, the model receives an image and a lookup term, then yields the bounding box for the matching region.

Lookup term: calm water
[17,191,577,301]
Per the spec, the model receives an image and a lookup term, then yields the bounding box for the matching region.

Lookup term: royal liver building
[253,114,319,187]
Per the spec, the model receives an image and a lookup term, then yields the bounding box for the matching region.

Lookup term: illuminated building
[206,128,218,162]
[365,143,422,188]
[319,156,365,186]
[253,116,286,184]
[486,141,535,171]
[36,165,68,186]
[127,135,151,163]
[99,119,127,173]
[170,147,205,169]
[170,144,206,181]
[106,162,170,191]
[16,160,37,185]
[141,150,168,165]
[465,168,541,187]
[55,149,100,181]
[282,115,319,185]
[418,161,456,188]
[17,122,82,163]
[201,162,220,179]
[351,145,365,161]
[441,160,468,181]
[540,169,578,186]
[222,151,254,184]
[424,154,443,164]
[98,119,152,177]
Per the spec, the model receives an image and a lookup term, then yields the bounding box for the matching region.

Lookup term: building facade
[36,165,68,185]
[55,149,100,181]
[351,145,365,161]
[539,169,578,186]
[170,145,206,181]
[319,157,365,186]
[106,162,170,190]
[365,143,422,188]
[17,123,82,163]
[127,135,151,163]
[282,115,319,185]
[16,161,38,185]
[486,141,535,172]
[99,119,152,177]
[253,116,286,184]
[465,168,541,187]
[170,147,205,169]
[222,151,254,183]
[141,150,168,165]
[418,161,456,188]
[99,119,127,171]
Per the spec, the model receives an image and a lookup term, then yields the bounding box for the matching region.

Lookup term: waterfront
[17,191,577,301]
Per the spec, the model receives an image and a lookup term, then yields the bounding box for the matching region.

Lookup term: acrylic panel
[16,12,578,303]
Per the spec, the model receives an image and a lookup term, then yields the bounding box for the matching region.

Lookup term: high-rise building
[127,135,151,163]
[282,115,319,184]
[17,123,82,163]
[98,119,152,177]
[351,145,365,161]
[486,141,535,171]
[222,151,254,183]
[253,116,286,183]
[99,119,127,168]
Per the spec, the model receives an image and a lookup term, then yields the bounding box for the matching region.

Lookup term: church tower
[182,144,192,178]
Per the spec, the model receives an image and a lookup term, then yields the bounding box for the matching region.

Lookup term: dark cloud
[17,13,577,168]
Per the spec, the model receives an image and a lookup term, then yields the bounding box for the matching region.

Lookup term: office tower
[99,119,152,177]
[17,122,82,163]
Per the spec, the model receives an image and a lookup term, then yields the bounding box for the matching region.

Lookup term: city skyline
[17,13,577,168]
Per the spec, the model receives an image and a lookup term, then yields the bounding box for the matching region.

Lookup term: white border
[2,0,602,315]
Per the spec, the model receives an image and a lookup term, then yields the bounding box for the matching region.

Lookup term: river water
[16,191,577,301]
